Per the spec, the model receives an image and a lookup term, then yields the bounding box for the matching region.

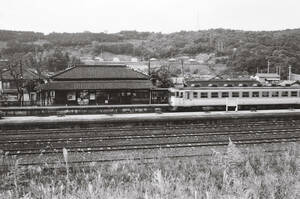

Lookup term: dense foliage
[0,29,300,76]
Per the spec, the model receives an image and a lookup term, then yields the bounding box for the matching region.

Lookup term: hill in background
[0,29,299,79]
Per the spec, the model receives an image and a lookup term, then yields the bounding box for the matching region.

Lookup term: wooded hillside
[0,29,299,77]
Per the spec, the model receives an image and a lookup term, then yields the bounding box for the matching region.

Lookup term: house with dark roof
[40,64,154,105]
[0,68,45,106]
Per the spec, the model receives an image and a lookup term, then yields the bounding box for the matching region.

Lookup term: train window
[242,92,249,97]
[232,92,239,98]
[271,91,279,97]
[200,92,208,98]
[170,92,176,96]
[211,92,219,98]
[221,92,229,98]
[193,92,198,98]
[262,91,269,97]
[281,91,289,97]
[180,92,183,98]
[252,92,259,97]
[176,92,179,97]
[291,91,298,97]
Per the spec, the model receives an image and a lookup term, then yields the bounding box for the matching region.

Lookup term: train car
[169,86,300,111]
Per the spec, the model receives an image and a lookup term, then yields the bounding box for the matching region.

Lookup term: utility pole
[181,59,184,77]
[148,57,151,77]
[19,60,24,106]
[267,60,270,73]
[288,65,292,81]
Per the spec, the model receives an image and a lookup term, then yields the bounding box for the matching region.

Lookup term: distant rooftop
[255,73,280,78]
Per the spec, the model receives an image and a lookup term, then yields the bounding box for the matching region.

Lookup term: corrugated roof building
[40,64,154,105]
[254,73,280,84]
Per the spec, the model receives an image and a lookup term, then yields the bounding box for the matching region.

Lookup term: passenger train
[168,85,300,111]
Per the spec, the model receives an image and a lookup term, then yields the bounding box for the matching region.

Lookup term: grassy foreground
[0,142,299,199]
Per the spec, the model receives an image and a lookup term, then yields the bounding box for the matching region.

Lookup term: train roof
[185,80,260,87]
[170,86,300,91]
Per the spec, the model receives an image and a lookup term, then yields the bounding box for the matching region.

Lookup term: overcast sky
[0,0,299,34]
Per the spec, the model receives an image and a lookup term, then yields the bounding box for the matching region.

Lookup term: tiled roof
[52,65,149,80]
[186,80,260,87]
[40,80,153,90]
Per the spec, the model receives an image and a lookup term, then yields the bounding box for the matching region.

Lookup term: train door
[186,91,190,100]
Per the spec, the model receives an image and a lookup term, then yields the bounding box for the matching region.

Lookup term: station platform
[1,109,300,126]
[0,104,170,117]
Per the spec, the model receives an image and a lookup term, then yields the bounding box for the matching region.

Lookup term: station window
[221,92,229,98]
[271,91,279,97]
[281,91,289,97]
[232,92,239,98]
[2,82,10,89]
[242,92,249,97]
[252,92,259,97]
[262,91,269,97]
[291,91,298,97]
[193,92,198,98]
[180,92,183,98]
[200,92,208,98]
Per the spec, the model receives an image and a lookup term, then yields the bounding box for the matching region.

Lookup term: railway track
[0,118,297,136]
[1,118,299,157]
[1,126,299,144]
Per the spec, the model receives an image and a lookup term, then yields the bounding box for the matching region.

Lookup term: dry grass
[0,142,299,199]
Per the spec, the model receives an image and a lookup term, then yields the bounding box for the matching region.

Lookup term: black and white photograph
[0,0,299,198]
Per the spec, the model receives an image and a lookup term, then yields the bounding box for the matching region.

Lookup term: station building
[40,64,155,105]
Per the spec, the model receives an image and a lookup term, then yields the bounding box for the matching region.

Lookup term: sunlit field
[0,142,299,199]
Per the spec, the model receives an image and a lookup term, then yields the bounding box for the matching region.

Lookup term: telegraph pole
[181,59,184,77]
[289,65,292,81]
[148,57,151,76]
